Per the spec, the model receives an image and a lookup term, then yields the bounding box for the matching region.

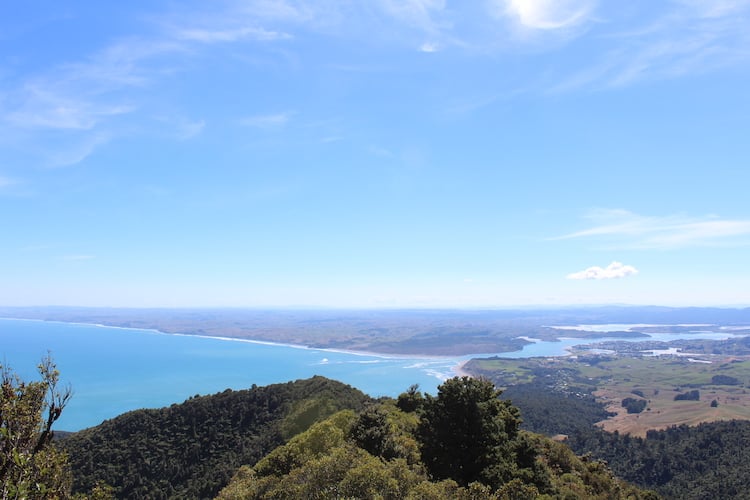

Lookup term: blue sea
[1,318,470,431]
[1,318,743,431]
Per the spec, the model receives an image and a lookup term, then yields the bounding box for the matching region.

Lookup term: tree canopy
[61,376,371,498]
[418,376,522,487]
[1,355,72,499]
[218,377,657,499]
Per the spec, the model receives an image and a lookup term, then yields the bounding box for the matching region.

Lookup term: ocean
[1,318,466,431]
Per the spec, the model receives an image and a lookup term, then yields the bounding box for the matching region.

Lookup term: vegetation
[1,356,73,499]
[60,377,371,499]
[4,349,746,499]
[466,354,750,436]
[417,377,522,488]
[464,354,750,499]
[567,420,750,499]
[711,375,739,385]
[622,397,647,414]
[218,377,656,499]
[674,390,700,401]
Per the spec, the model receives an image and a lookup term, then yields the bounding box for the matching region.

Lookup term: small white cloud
[567,261,639,280]
[419,42,440,52]
[500,0,596,30]
[240,112,292,129]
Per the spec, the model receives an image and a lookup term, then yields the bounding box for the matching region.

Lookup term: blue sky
[2,0,749,308]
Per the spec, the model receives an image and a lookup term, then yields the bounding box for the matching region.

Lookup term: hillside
[54,370,750,499]
[217,377,656,499]
[59,377,371,499]
[57,376,656,499]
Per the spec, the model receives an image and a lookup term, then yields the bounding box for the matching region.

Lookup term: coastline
[0,316,469,378]
[2,317,475,430]
[452,359,473,378]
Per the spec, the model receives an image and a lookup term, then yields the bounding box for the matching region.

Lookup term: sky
[1,0,750,309]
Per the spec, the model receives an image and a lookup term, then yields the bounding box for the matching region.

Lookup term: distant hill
[59,376,372,499]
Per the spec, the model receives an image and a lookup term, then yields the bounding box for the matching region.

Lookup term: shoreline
[452,359,473,378]
[1,315,522,360]
[0,316,468,372]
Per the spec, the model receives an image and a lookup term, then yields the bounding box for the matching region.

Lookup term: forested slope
[217,377,656,499]
[568,420,750,499]
[58,371,750,499]
[495,377,750,499]
[59,376,371,499]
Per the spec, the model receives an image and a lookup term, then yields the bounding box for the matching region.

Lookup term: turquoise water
[0,318,464,431]
[2,318,742,431]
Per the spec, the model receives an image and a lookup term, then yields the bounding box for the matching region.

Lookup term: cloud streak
[3,0,749,178]
[555,1,750,90]
[0,5,298,171]
[175,26,292,43]
[45,134,111,168]
[556,209,750,249]
[567,261,638,280]
[500,0,597,30]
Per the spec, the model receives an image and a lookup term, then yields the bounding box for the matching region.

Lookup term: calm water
[0,318,466,430]
[0,318,742,431]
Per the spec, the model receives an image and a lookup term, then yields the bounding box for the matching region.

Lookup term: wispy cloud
[240,112,293,129]
[498,0,598,30]
[556,1,750,90]
[45,134,110,168]
[0,38,172,170]
[176,118,205,141]
[175,26,292,43]
[3,0,748,171]
[556,209,750,249]
[419,42,440,53]
[156,115,205,141]
[368,145,395,158]
[7,84,134,131]
[0,5,298,171]
[377,0,448,35]
[3,36,185,133]
[567,261,638,280]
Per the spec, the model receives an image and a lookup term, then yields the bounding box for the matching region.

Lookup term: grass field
[465,354,750,437]
[586,357,750,436]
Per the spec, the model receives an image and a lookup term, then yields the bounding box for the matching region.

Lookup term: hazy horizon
[3,1,749,309]
[3,303,750,313]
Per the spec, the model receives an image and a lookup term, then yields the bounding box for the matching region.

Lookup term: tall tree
[1,355,72,498]
[417,376,521,487]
